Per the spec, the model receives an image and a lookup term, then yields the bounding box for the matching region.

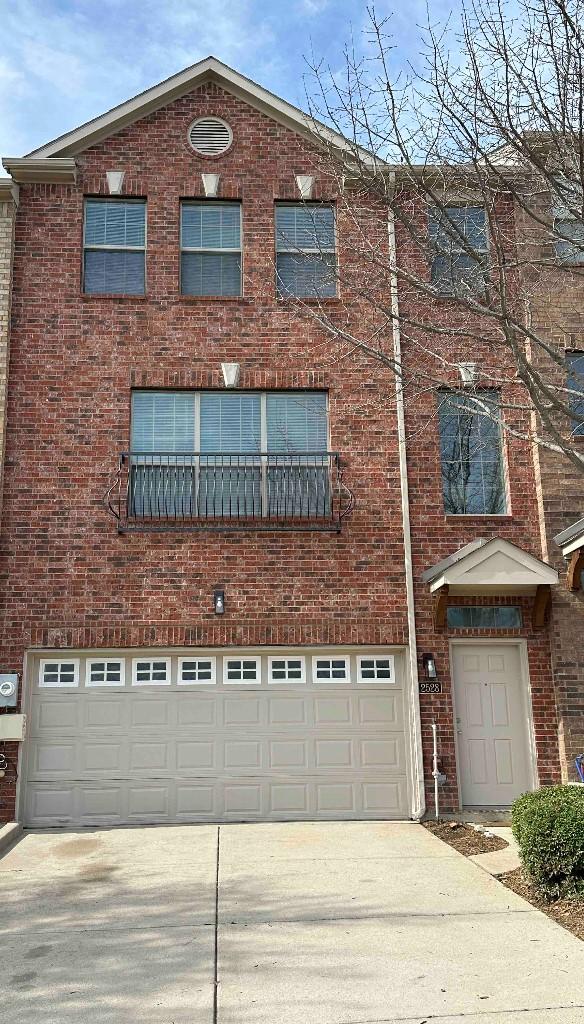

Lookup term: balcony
[105,452,354,532]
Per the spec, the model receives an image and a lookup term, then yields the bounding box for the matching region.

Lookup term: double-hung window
[566,351,584,435]
[180,201,241,296]
[438,390,507,514]
[129,390,330,520]
[428,205,487,295]
[276,203,336,298]
[83,199,146,295]
[553,177,584,263]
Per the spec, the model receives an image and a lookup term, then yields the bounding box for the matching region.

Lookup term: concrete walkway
[1,821,583,1023]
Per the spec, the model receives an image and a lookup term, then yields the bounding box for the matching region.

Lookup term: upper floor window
[180,201,242,296]
[553,178,584,263]
[83,199,146,295]
[566,351,584,435]
[428,205,487,296]
[276,203,336,298]
[438,390,507,515]
[129,390,330,520]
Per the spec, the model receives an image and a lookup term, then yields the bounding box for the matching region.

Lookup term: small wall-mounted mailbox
[0,673,18,708]
[0,714,26,741]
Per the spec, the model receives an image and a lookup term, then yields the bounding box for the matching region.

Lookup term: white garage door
[22,647,411,827]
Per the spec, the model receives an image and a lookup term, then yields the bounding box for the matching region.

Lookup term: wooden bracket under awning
[433,586,449,629]
[567,548,584,591]
[532,584,551,629]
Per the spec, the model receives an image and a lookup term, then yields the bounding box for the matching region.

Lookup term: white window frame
[223,656,262,685]
[131,657,172,686]
[39,658,80,688]
[83,198,147,295]
[311,655,350,684]
[180,200,242,296]
[85,658,126,688]
[356,655,395,684]
[178,656,217,685]
[268,656,306,684]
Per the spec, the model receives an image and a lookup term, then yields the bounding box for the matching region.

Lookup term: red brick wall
[0,82,561,820]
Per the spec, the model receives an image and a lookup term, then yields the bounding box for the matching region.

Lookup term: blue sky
[0,0,449,156]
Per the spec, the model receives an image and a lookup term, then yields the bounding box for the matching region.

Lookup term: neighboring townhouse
[0,58,564,828]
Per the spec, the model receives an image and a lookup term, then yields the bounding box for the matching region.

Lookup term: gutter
[387,172,426,821]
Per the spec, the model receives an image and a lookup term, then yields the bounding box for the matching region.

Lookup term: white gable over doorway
[422,537,558,595]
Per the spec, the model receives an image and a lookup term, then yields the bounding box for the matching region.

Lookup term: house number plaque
[419,680,442,694]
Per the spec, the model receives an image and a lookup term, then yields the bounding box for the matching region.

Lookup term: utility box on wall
[0,714,25,741]
[0,673,19,708]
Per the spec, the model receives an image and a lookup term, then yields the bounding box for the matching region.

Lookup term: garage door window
[357,656,394,682]
[132,659,171,685]
[86,659,125,687]
[268,657,306,683]
[39,660,80,687]
[225,658,261,683]
[178,657,216,684]
[312,656,350,682]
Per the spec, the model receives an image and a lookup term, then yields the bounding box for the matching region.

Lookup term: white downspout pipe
[431,721,440,820]
[387,174,426,821]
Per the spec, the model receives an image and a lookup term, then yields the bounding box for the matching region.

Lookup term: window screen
[276,204,336,297]
[181,202,241,296]
[566,352,584,435]
[84,199,146,295]
[429,205,487,295]
[438,390,506,514]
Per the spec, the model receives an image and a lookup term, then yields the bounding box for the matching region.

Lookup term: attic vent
[188,117,232,156]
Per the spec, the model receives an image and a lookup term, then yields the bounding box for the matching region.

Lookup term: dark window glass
[447,606,522,628]
[438,390,507,514]
[566,351,584,436]
[553,178,584,263]
[429,205,487,295]
[276,204,336,297]
[83,199,145,295]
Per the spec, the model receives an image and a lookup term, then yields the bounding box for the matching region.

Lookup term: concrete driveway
[1,822,584,1024]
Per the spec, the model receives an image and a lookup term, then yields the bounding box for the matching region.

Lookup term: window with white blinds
[129,391,329,519]
[276,204,336,298]
[181,202,242,296]
[84,199,146,295]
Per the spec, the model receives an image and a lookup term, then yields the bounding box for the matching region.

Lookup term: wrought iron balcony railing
[105,452,354,532]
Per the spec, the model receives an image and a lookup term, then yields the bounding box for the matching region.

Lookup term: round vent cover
[188,117,233,156]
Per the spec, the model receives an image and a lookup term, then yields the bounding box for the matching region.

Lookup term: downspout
[387,173,426,820]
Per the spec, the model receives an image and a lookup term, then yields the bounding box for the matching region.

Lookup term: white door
[453,644,531,807]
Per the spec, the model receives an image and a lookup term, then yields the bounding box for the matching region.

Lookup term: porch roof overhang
[554,516,584,557]
[421,537,558,596]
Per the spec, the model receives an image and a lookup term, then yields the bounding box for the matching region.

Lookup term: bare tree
[286,0,584,476]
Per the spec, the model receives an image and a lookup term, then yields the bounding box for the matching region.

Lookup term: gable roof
[422,537,558,594]
[21,56,368,162]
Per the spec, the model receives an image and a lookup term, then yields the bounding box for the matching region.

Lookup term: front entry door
[452,644,531,807]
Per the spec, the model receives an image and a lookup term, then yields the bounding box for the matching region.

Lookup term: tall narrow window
[553,178,584,263]
[276,204,336,298]
[438,390,507,515]
[566,351,584,435]
[84,199,146,295]
[428,205,487,295]
[181,201,241,296]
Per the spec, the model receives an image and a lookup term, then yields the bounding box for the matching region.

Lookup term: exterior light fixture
[214,589,225,615]
[422,653,437,679]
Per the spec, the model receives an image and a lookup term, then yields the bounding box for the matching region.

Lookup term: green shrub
[512,785,584,900]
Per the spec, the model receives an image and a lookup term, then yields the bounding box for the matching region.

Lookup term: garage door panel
[24,648,411,825]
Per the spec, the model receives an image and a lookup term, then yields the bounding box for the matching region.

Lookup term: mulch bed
[500,868,584,942]
[422,819,508,856]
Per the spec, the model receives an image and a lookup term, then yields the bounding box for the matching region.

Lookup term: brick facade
[0,70,565,822]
